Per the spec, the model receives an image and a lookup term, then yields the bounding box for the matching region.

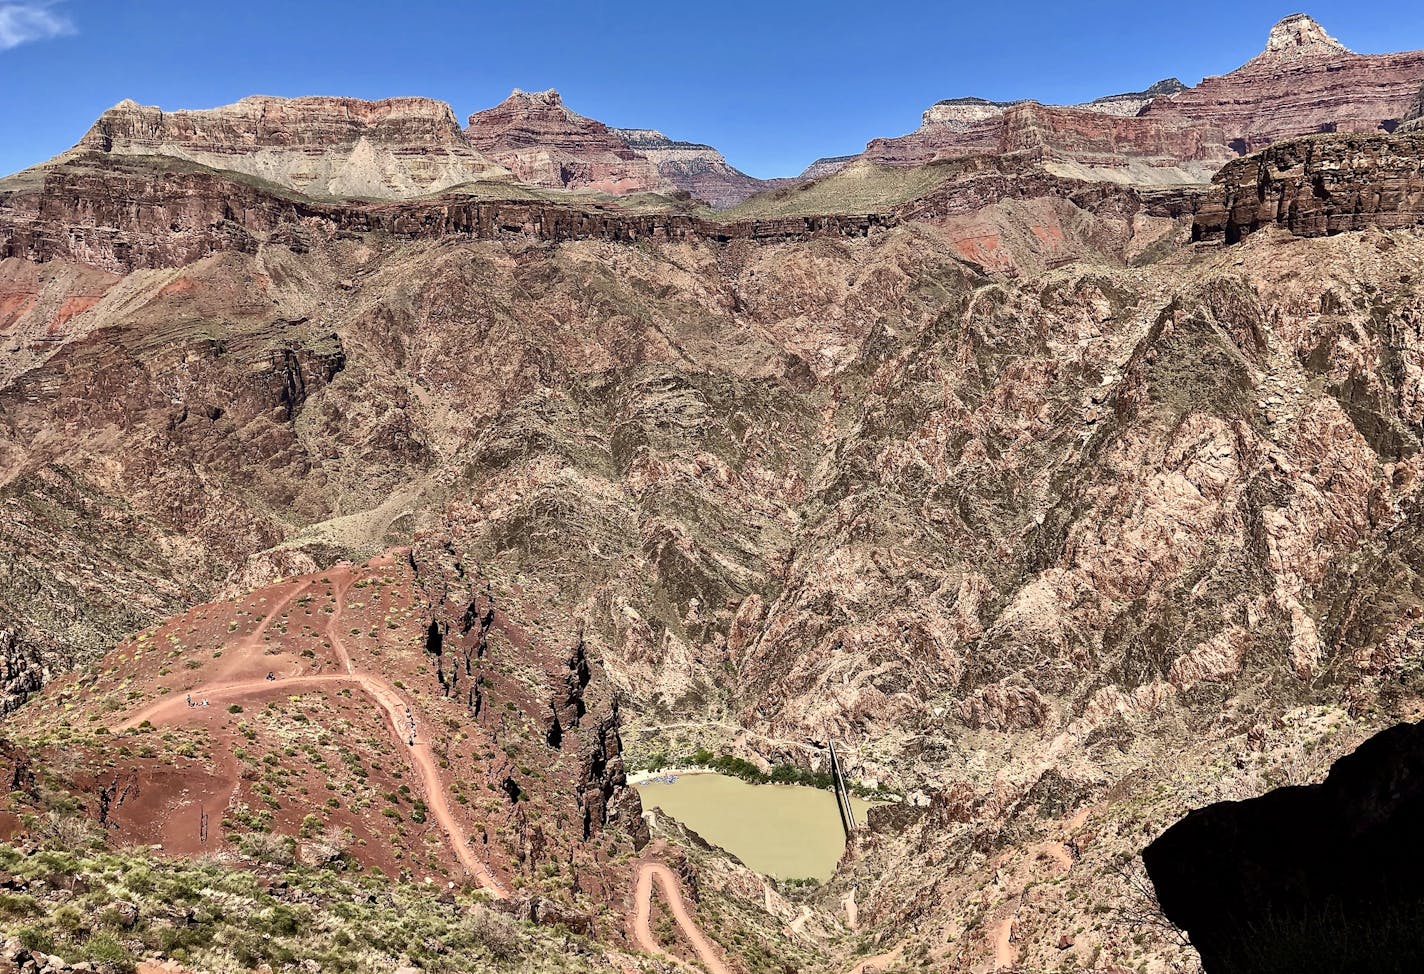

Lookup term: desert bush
[82,932,137,974]
[468,907,521,961]
[301,825,351,866]
[240,830,295,866]
[33,810,103,849]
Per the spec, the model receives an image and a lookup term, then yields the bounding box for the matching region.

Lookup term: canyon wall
[1193,133,1424,241]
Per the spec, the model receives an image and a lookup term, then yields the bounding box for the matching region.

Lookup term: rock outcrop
[0,149,1200,275]
[1399,82,1424,133]
[464,89,669,196]
[865,101,1232,184]
[1140,14,1424,153]
[611,127,773,208]
[1192,133,1424,242]
[1144,721,1424,972]
[1083,78,1188,117]
[0,153,896,274]
[798,154,858,179]
[74,95,513,199]
[462,91,776,207]
[852,15,1424,187]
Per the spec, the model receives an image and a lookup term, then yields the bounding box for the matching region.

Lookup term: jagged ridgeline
[3,12,1424,974]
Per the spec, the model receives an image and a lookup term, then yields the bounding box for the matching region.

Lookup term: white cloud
[0,1,74,51]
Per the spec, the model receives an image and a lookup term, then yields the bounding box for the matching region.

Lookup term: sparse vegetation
[0,841,604,973]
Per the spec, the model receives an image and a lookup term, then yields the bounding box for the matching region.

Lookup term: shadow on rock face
[1142,722,1424,974]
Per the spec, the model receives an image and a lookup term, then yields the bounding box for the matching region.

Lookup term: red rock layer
[75,95,511,199]
[0,152,1201,275]
[865,102,1232,181]
[1140,17,1424,153]
[464,89,668,195]
[1193,133,1424,242]
[859,16,1424,185]
[612,127,778,208]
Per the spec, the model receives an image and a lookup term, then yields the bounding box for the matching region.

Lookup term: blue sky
[1,1,1421,179]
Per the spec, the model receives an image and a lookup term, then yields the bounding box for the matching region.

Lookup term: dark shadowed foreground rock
[1143,721,1424,973]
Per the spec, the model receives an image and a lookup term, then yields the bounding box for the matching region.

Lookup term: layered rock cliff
[865,101,1232,184]
[1399,82,1424,133]
[1140,14,1424,153]
[464,89,669,196]
[852,15,1424,188]
[74,95,513,199]
[1193,133,1424,242]
[610,127,774,208]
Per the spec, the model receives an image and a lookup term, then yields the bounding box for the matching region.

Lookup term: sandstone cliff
[1193,133,1424,242]
[74,95,513,199]
[1141,14,1424,153]
[464,89,670,196]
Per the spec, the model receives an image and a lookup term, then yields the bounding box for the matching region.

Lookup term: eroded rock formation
[849,15,1424,188]
[75,95,513,199]
[611,127,775,208]
[1140,14,1424,153]
[464,89,669,196]
[1193,133,1424,241]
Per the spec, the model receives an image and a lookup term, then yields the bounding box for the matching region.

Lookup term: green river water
[634,772,878,881]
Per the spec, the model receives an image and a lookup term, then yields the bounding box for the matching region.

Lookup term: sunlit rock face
[75,95,514,199]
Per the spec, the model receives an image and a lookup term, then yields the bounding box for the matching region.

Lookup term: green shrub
[83,933,137,973]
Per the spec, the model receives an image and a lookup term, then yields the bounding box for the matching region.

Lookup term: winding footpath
[115,563,736,965]
[631,860,732,974]
[112,569,507,898]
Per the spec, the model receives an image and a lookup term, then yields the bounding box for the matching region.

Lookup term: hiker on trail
[203,698,209,707]
[266,671,275,681]
[186,694,193,707]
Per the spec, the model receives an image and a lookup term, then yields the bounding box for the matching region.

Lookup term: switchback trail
[631,860,732,974]
[112,568,507,898]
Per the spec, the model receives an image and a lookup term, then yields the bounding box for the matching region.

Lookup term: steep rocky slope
[1146,720,1424,972]
[1194,132,1424,242]
[5,124,1424,971]
[464,89,669,197]
[1141,14,1424,152]
[610,127,777,209]
[850,15,1424,188]
[462,90,774,208]
[864,101,1232,184]
[6,16,1424,974]
[36,89,772,211]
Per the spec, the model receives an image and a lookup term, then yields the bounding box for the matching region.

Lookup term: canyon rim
[4,8,1424,974]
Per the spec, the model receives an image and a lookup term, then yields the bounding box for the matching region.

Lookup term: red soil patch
[50,295,102,331]
[158,277,197,296]
[0,292,36,329]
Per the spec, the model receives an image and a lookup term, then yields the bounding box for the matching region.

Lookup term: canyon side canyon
[5,11,1424,974]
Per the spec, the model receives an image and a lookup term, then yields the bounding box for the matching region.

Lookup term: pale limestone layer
[77,95,513,200]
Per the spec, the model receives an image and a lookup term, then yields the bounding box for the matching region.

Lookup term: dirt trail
[210,579,311,682]
[993,911,1018,971]
[119,558,731,951]
[112,568,507,898]
[631,860,732,974]
[845,944,904,974]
